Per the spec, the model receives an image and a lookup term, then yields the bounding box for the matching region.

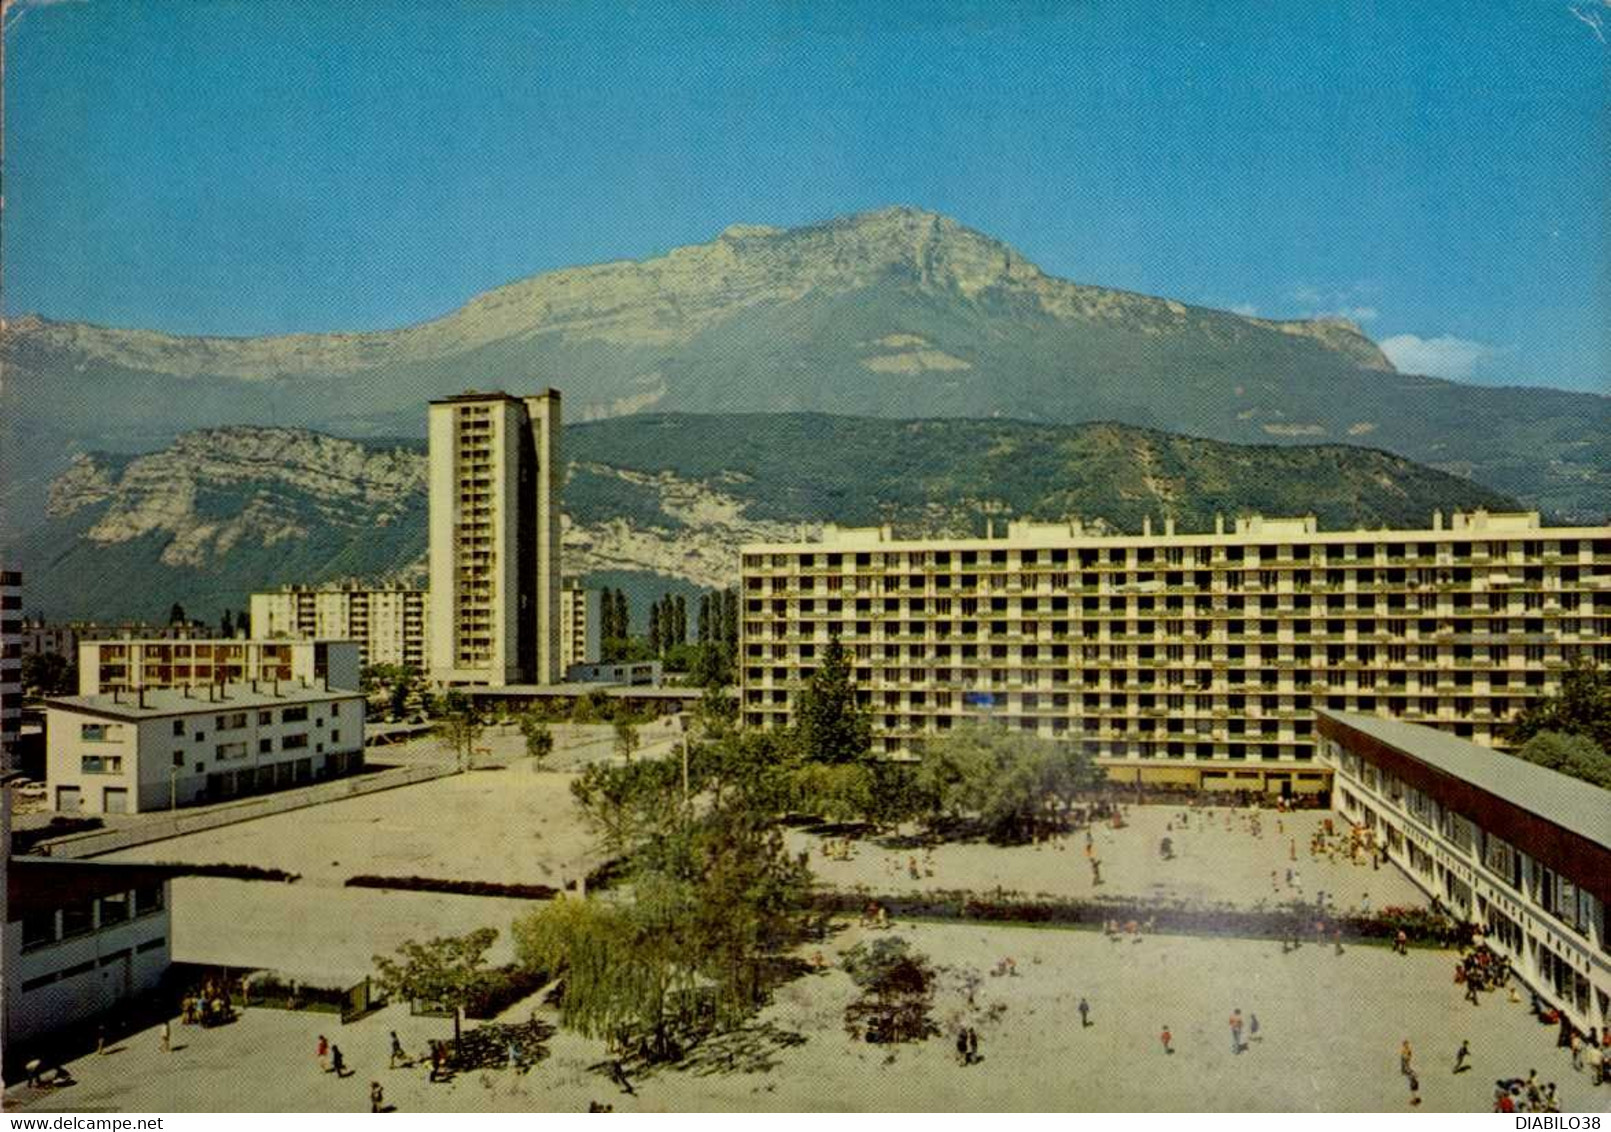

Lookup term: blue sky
[3,0,1606,392]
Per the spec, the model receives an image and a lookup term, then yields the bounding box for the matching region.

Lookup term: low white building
[4,858,174,1051]
[78,638,361,697]
[1319,711,1611,1034]
[44,682,365,814]
[566,660,661,686]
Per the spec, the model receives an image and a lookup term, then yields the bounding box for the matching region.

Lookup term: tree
[1514,731,1611,790]
[672,594,687,647]
[793,635,871,765]
[686,729,795,814]
[513,896,688,1059]
[571,688,612,724]
[168,602,187,626]
[696,680,738,736]
[220,609,234,637]
[841,936,938,1044]
[433,690,484,771]
[721,588,739,653]
[1508,660,1611,755]
[613,718,640,764]
[569,757,685,855]
[648,602,662,656]
[372,928,499,1049]
[21,652,74,697]
[912,726,1099,842]
[519,710,555,766]
[697,593,711,644]
[389,667,418,720]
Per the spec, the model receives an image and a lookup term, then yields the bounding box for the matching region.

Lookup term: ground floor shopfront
[1098,759,1331,802]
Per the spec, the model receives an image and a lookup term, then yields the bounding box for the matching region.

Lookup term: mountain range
[17,413,1520,622]
[4,207,1606,528]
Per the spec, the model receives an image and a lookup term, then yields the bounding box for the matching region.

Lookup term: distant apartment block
[20,618,214,660]
[250,583,429,670]
[44,682,365,813]
[2,571,22,768]
[17,618,77,661]
[1319,711,1610,1034]
[428,390,563,687]
[5,859,173,1049]
[559,579,601,671]
[77,638,362,697]
[740,510,1611,795]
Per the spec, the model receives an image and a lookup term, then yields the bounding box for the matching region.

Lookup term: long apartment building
[1319,711,1610,1034]
[428,390,562,687]
[250,583,429,669]
[740,510,1611,792]
[78,638,362,697]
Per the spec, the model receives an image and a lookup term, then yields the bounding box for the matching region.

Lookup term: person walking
[369,1081,384,1113]
[389,1031,406,1069]
[1571,1031,1584,1071]
[317,1034,330,1073]
[1408,1070,1422,1107]
[1453,1039,1471,1074]
[966,1027,979,1065]
[1160,1025,1174,1055]
[1465,976,1482,1006]
[1585,1040,1603,1086]
[1229,1008,1244,1054]
[159,1020,171,1053]
[1400,1039,1414,1077]
[331,1044,347,1078]
[96,1024,107,1055]
[1249,1013,1261,1043]
[1078,997,1091,1029]
[956,1027,970,1066]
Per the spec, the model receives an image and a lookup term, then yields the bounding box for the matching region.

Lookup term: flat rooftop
[428,388,559,405]
[460,683,706,700]
[1320,710,1611,851]
[44,682,363,721]
[80,637,359,648]
[741,510,1611,553]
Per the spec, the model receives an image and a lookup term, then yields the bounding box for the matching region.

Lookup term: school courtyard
[789,805,1426,913]
[10,736,1596,1112]
[5,921,1600,1113]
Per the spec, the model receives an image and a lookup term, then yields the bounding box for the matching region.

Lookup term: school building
[4,858,176,1051]
[1318,710,1610,1035]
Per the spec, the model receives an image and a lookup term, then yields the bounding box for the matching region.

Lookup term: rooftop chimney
[1164,516,1176,537]
[1215,513,1225,536]
[1142,516,1153,537]
[1433,510,1444,531]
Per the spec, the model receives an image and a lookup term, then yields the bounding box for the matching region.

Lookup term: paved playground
[6,920,1598,1113]
[92,722,682,980]
[791,805,1425,912]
